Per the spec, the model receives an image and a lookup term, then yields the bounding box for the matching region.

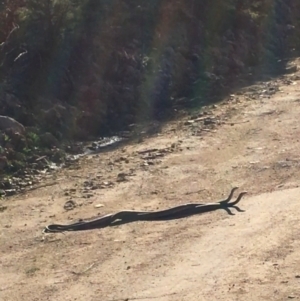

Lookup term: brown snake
[43,187,247,233]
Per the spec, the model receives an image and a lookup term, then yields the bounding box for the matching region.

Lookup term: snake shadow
[108,203,245,228]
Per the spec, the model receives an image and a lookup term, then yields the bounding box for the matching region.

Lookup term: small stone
[117,173,127,182]
[5,189,17,196]
[40,132,59,148]
[285,65,297,74]
[63,200,76,211]
[184,120,195,125]
[204,118,216,125]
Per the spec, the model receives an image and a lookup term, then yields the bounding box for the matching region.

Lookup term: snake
[43,187,247,233]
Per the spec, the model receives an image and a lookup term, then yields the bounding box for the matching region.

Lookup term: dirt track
[2,60,300,301]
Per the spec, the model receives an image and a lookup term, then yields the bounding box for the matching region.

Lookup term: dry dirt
[2,60,300,301]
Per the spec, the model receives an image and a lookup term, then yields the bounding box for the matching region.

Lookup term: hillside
[0,0,300,177]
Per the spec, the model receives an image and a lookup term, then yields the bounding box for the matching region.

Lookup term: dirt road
[1,61,300,301]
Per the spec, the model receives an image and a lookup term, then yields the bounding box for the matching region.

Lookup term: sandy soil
[1,59,300,301]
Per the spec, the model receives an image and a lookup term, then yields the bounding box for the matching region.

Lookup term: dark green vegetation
[0,0,300,174]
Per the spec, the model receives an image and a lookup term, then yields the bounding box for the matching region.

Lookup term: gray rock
[40,132,59,148]
[285,65,298,74]
[5,189,17,196]
[63,200,76,211]
[0,115,25,134]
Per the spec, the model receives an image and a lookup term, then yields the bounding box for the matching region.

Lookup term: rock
[204,117,217,125]
[184,120,195,125]
[63,200,76,211]
[51,149,65,163]
[66,143,84,154]
[99,181,114,188]
[285,65,297,74]
[117,172,127,182]
[5,189,17,196]
[0,115,25,134]
[0,178,13,189]
[83,193,93,198]
[40,132,59,148]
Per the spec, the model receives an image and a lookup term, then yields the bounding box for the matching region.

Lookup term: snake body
[43,187,247,233]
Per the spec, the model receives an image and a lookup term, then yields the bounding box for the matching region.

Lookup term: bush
[0,0,299,137]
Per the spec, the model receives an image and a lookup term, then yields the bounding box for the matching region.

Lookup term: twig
[220,120,249,125]
[201,128,216,132]
[14,50,28,62]
[70,262,97,276]
[184,189,205,195]
[19,181,58,194]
